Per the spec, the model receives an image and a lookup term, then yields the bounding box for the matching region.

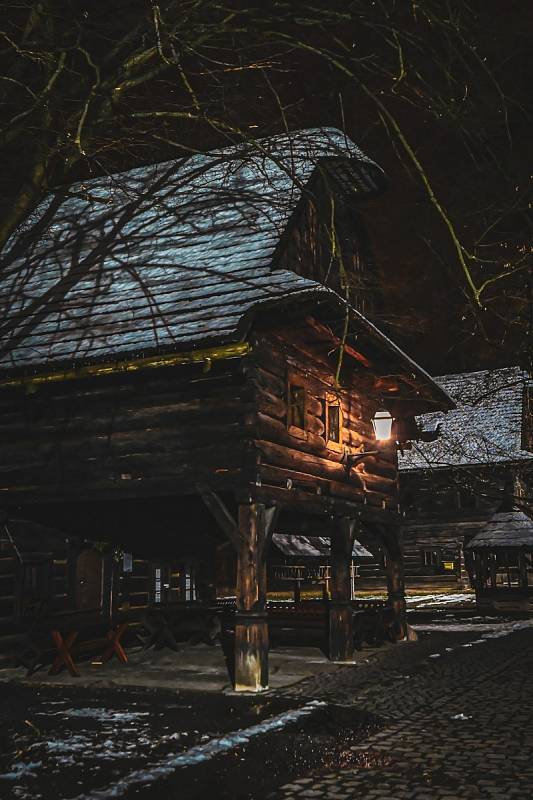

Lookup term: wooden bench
[140,604,221,651]
[269,606,325,647]
[267,600,397,649]
[352,600,397,649]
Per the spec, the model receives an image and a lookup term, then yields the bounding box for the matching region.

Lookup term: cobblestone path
[269,626,533,799]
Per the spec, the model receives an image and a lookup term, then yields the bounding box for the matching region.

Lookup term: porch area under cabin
[0,491,405,691]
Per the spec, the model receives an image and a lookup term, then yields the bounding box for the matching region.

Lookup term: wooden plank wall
[275,182,379,316]
[0,544,70,665]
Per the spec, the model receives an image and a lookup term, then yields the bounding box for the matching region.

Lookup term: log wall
[0,361,252,503]
[247,330,399,512]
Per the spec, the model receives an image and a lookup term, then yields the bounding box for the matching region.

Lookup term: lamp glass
[372,409,393,441]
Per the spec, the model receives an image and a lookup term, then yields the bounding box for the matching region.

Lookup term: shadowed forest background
[0,0,531,374]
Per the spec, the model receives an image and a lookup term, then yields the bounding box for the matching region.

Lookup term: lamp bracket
[342,449,379,473]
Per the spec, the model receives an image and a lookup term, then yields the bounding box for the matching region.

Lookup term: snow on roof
[0,127,384,374]
[465,511,533,549]
[399,366,532,471]
[272,534,372,559]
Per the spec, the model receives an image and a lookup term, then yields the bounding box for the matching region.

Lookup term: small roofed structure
[466,510,533,613]
[269,534,373,602]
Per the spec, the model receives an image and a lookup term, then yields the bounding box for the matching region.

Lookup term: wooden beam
[261,504,280,558]
[380,525,407,640]
[248,483,401,526]
[235,503,269,692]
[197,485,241,550]
[0,342,251,390]
[328,516,358,663]
[305,316,372,368]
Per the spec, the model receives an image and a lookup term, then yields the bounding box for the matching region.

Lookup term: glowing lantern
[372,409,393,441]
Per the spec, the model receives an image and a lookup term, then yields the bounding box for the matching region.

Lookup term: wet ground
[0,684,378,800]
[1,599,532,800]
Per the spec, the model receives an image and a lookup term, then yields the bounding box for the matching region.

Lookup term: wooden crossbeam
[305,315,372,368]
[198,485,241,549]
[199,484,280,555]
[261,504,280,558]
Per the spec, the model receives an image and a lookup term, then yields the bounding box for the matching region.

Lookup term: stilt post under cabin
[328,516,357,663]
[384,527,407,640]
[198,488,277,692]
[234,502,270,692]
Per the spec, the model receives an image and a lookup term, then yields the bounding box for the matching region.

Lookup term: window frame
[325,395,343,452]
[287,375,308,440]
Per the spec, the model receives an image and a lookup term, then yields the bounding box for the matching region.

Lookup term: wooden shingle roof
[465,511,533,549]
[0,127,385,375]
[399,366,532,470]
[272,534,372,559]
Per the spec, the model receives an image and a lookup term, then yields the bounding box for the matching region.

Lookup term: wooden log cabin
[0,127,454,690]
[396,367,533,592]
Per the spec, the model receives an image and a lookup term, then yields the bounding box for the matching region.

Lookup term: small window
[421,549,439,568]
[328,404,340,442]
[184,564,196,602]
[288,383,306,431]
[151,563,171,605]
[326,399,343,451]
[154,567,162,604]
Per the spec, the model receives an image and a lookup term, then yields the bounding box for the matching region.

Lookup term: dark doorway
[75,549,103,610]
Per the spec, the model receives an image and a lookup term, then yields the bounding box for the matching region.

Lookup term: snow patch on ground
[414,620,533,635]
[407,593,476,608]
[418,619,533,661]
[47,708,151,722]
[73,701,326,799]
[0,761,42,781]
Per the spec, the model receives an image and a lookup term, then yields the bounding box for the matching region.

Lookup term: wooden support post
[235,503,269,692]
[384,527,407,640]
[199,487,278,692]
[293,579,301,604]
[328,517,357,663]
[456,541,469,590]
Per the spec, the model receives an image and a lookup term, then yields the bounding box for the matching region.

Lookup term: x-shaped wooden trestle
[49,630,80,677]
[100,622,129,664]
[48,622,129,676]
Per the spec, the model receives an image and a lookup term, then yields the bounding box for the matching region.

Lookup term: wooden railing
[271,564,359,582]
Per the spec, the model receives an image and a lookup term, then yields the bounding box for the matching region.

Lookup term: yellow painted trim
[0,342,251,389]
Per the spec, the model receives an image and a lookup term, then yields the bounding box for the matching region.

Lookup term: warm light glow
[372,409,393,441]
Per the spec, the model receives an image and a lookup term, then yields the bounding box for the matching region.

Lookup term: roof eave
[238,288,455,413]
